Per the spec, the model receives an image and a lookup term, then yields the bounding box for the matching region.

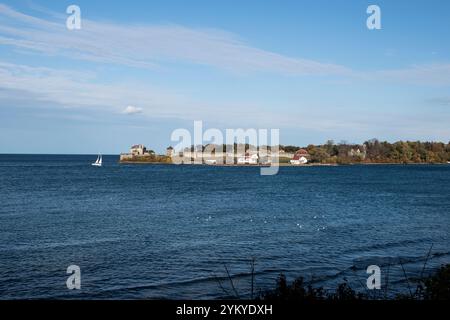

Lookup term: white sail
[92,154,102,166]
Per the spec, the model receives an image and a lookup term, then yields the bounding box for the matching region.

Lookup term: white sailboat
[92,154,102,167]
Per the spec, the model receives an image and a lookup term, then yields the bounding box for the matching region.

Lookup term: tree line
[291,139,450,164]
[181,139,450,164]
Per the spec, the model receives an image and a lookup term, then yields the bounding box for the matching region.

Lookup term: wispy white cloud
[122,105,143,115]
[374,64,450,86]
[0,4,450,144]
[0,61,188,116]
[0,61,360,131]
[1,4,449,85]
[0,61,280,125]
[2,60,450,141]
[0,4,351,76]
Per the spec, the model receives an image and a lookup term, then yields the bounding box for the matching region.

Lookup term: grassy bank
[119,155,171,163]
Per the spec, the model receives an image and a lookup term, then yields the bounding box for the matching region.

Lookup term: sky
[0,0,449,154]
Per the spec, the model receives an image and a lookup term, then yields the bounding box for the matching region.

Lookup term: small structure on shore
[166,146,174,157]
[204,159,217,165]
[290,149,309,165]
[237,152,258,165]
[130,144,148,156]
[348,146,367,160]
[120,144,168,162]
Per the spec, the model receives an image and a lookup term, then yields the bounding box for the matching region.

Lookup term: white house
[290,155,308,165]
[237,152,258,164]
[204,159,217,165]
[290,149,309,165]
[348,146,367,160]
[130,144,147,156]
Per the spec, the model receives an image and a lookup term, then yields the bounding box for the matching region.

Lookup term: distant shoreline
[117,161,325,166]
[118,160,449,166]
[120,140,450,167]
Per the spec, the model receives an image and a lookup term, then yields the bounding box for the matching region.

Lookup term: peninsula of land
[119,140,450,166]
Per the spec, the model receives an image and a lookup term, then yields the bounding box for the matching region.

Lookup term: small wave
[0,238,124,252]
[341,237,434,256]
[305,250,450,287]
[351,251,450,270]
[78,268,284,298]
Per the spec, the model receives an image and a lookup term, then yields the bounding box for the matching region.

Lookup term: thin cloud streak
[0,61,449,142]
[1,5,449,84]
[374,64,450,86]
[0,61,300,127]
[0,4,449,144]
[0,4,350,76]
[2,4,450,85]
[0,61,379,133]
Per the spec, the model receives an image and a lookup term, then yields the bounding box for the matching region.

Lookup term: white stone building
[130,144,147,156]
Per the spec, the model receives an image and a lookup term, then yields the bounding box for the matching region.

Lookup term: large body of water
[0,154,449,299]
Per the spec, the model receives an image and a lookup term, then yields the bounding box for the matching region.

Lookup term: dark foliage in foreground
[409,264,450,300]
[260,264,450,301]
[260,275,365,301]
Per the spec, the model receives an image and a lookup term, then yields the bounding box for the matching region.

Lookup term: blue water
[0,154,449,299]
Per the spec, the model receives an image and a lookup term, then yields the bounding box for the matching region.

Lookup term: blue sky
[0,0,449,154]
